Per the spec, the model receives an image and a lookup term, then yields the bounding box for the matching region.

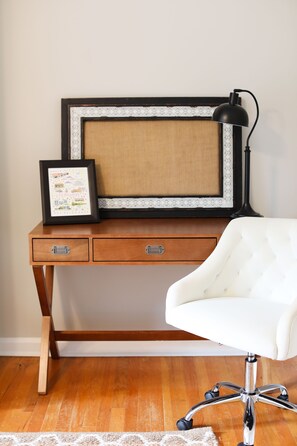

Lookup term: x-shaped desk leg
[33,265,59,394]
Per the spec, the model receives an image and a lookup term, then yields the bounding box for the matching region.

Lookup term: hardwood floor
[0,355,297,444]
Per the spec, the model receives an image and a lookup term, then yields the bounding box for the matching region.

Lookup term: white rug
[0,429,218,445]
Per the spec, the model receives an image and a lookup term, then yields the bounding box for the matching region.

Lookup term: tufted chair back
[197,217,297,304]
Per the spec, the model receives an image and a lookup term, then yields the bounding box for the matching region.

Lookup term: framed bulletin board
[61,97,242,218]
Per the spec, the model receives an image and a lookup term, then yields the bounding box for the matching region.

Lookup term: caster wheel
[204,389,219,400]
[277,393,289,401]
[176,417,193,430]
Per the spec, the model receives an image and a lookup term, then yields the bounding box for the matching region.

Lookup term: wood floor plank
[0,356,296,444]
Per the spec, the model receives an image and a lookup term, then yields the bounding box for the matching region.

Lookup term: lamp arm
[234,89,259,147]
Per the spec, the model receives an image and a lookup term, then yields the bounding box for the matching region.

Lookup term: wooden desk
[29,218,229,393]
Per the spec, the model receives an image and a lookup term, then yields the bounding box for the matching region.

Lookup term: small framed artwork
[39,159,100,225]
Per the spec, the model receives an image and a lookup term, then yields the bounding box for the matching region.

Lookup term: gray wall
[1,0,297,340]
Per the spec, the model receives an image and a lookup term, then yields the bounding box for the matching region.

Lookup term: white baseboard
[0,337,245,357]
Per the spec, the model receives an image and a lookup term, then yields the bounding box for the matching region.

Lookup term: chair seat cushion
[166,297,288,359]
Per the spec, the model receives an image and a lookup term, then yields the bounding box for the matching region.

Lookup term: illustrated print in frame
[40,159,100,224]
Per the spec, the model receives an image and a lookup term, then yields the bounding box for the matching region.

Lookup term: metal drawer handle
[51,245,71,255]
[145,245,165,255]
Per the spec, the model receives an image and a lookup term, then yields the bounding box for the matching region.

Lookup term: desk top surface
[29,218,230,239]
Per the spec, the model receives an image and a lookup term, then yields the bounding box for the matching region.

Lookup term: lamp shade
[213,102,249,127]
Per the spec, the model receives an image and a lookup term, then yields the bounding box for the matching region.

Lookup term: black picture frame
[61,97,242,218]
[40,159,100,225]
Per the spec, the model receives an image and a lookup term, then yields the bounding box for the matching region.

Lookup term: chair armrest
[166,237,232,312]
[277,299,297,360]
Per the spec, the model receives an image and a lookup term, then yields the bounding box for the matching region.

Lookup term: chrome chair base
[176,354,297,446]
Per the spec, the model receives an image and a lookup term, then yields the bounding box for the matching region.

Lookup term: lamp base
[231,202,263,219]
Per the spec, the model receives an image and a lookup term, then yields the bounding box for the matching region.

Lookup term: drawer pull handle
[145,245,165,255]
[51,245,71,255]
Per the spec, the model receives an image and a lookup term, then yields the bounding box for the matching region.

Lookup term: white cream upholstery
[166,217,297,360]
[167,217,297,444]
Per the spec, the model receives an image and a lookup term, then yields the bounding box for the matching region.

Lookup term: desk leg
[33,265,59,394]
[38,316,51,394]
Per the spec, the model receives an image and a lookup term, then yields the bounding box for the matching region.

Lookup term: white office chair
[166,217,297,446]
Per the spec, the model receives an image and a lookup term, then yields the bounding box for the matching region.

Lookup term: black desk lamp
[213,89,262,218]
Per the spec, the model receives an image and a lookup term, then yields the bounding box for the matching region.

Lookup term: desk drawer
[93,237,217,262]
[32,238,89,262]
